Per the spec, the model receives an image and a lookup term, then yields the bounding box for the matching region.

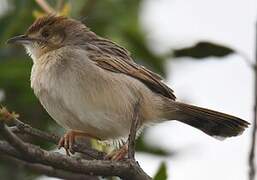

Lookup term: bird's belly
[37,85,133,140]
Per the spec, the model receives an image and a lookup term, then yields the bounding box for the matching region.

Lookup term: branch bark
[249,22,257,180]
[9,117,105,160]
[0,107,151,180]
[35,0,56,14]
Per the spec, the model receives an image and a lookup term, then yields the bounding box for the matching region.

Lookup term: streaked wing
[82,40,176,100]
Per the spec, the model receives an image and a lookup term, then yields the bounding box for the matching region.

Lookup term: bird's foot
[58,130,98,156]
[105,144,128,161]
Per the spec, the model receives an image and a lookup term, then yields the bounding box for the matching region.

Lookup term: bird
[7,15,249,159]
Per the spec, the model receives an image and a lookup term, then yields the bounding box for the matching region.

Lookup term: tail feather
[166,101,250,138]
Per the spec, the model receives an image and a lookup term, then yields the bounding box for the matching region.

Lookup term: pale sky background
[137,0,257,180]
[1,0,256,180]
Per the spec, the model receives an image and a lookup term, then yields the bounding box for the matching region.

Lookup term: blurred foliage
[0,158,35,180]
[0,0,234,180]
[136,133,172,156]
[0,0,171,179]
[153,162,168,180]
[173,41,234,59]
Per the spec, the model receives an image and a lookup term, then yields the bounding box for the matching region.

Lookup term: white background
[138,0,257,180]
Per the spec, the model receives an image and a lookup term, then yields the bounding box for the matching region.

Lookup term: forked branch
[0,106,151,180]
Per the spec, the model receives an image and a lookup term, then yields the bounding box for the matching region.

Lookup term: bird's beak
[6,34,33,45]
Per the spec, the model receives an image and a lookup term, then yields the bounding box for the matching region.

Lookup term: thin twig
[249,22,257,180]
[11,120,59,143]
[56,0,65,12]
[0,123,31,157]
[237,50,255,70]
[128,100,140,160]
[35,0,56,14]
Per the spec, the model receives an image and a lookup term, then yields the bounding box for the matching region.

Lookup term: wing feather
[82,40,176,100]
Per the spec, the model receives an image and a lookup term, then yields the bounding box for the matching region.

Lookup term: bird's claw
[58,131,76,156]
[105,144,128,161]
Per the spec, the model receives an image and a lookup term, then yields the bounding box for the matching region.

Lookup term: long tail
[164,101,250,138]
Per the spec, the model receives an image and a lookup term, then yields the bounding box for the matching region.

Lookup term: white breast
[30,47,155,140]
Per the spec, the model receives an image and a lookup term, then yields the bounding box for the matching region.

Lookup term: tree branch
[35,0,56,14]
[56,0,65,12]
[0,107,151,180]
[249,22,257,180]
[9,117,105,160]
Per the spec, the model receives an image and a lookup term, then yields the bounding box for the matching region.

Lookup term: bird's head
[7,15,96,61]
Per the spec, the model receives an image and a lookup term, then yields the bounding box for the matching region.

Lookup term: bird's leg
[58,130,99,156]
[105,143,128,161]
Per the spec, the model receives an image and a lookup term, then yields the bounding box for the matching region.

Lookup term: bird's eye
[41,31,50,38]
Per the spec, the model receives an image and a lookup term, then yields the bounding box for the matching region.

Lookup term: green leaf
[173,41,234,59]
[136,134,172,156]
[154,162,168,180]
